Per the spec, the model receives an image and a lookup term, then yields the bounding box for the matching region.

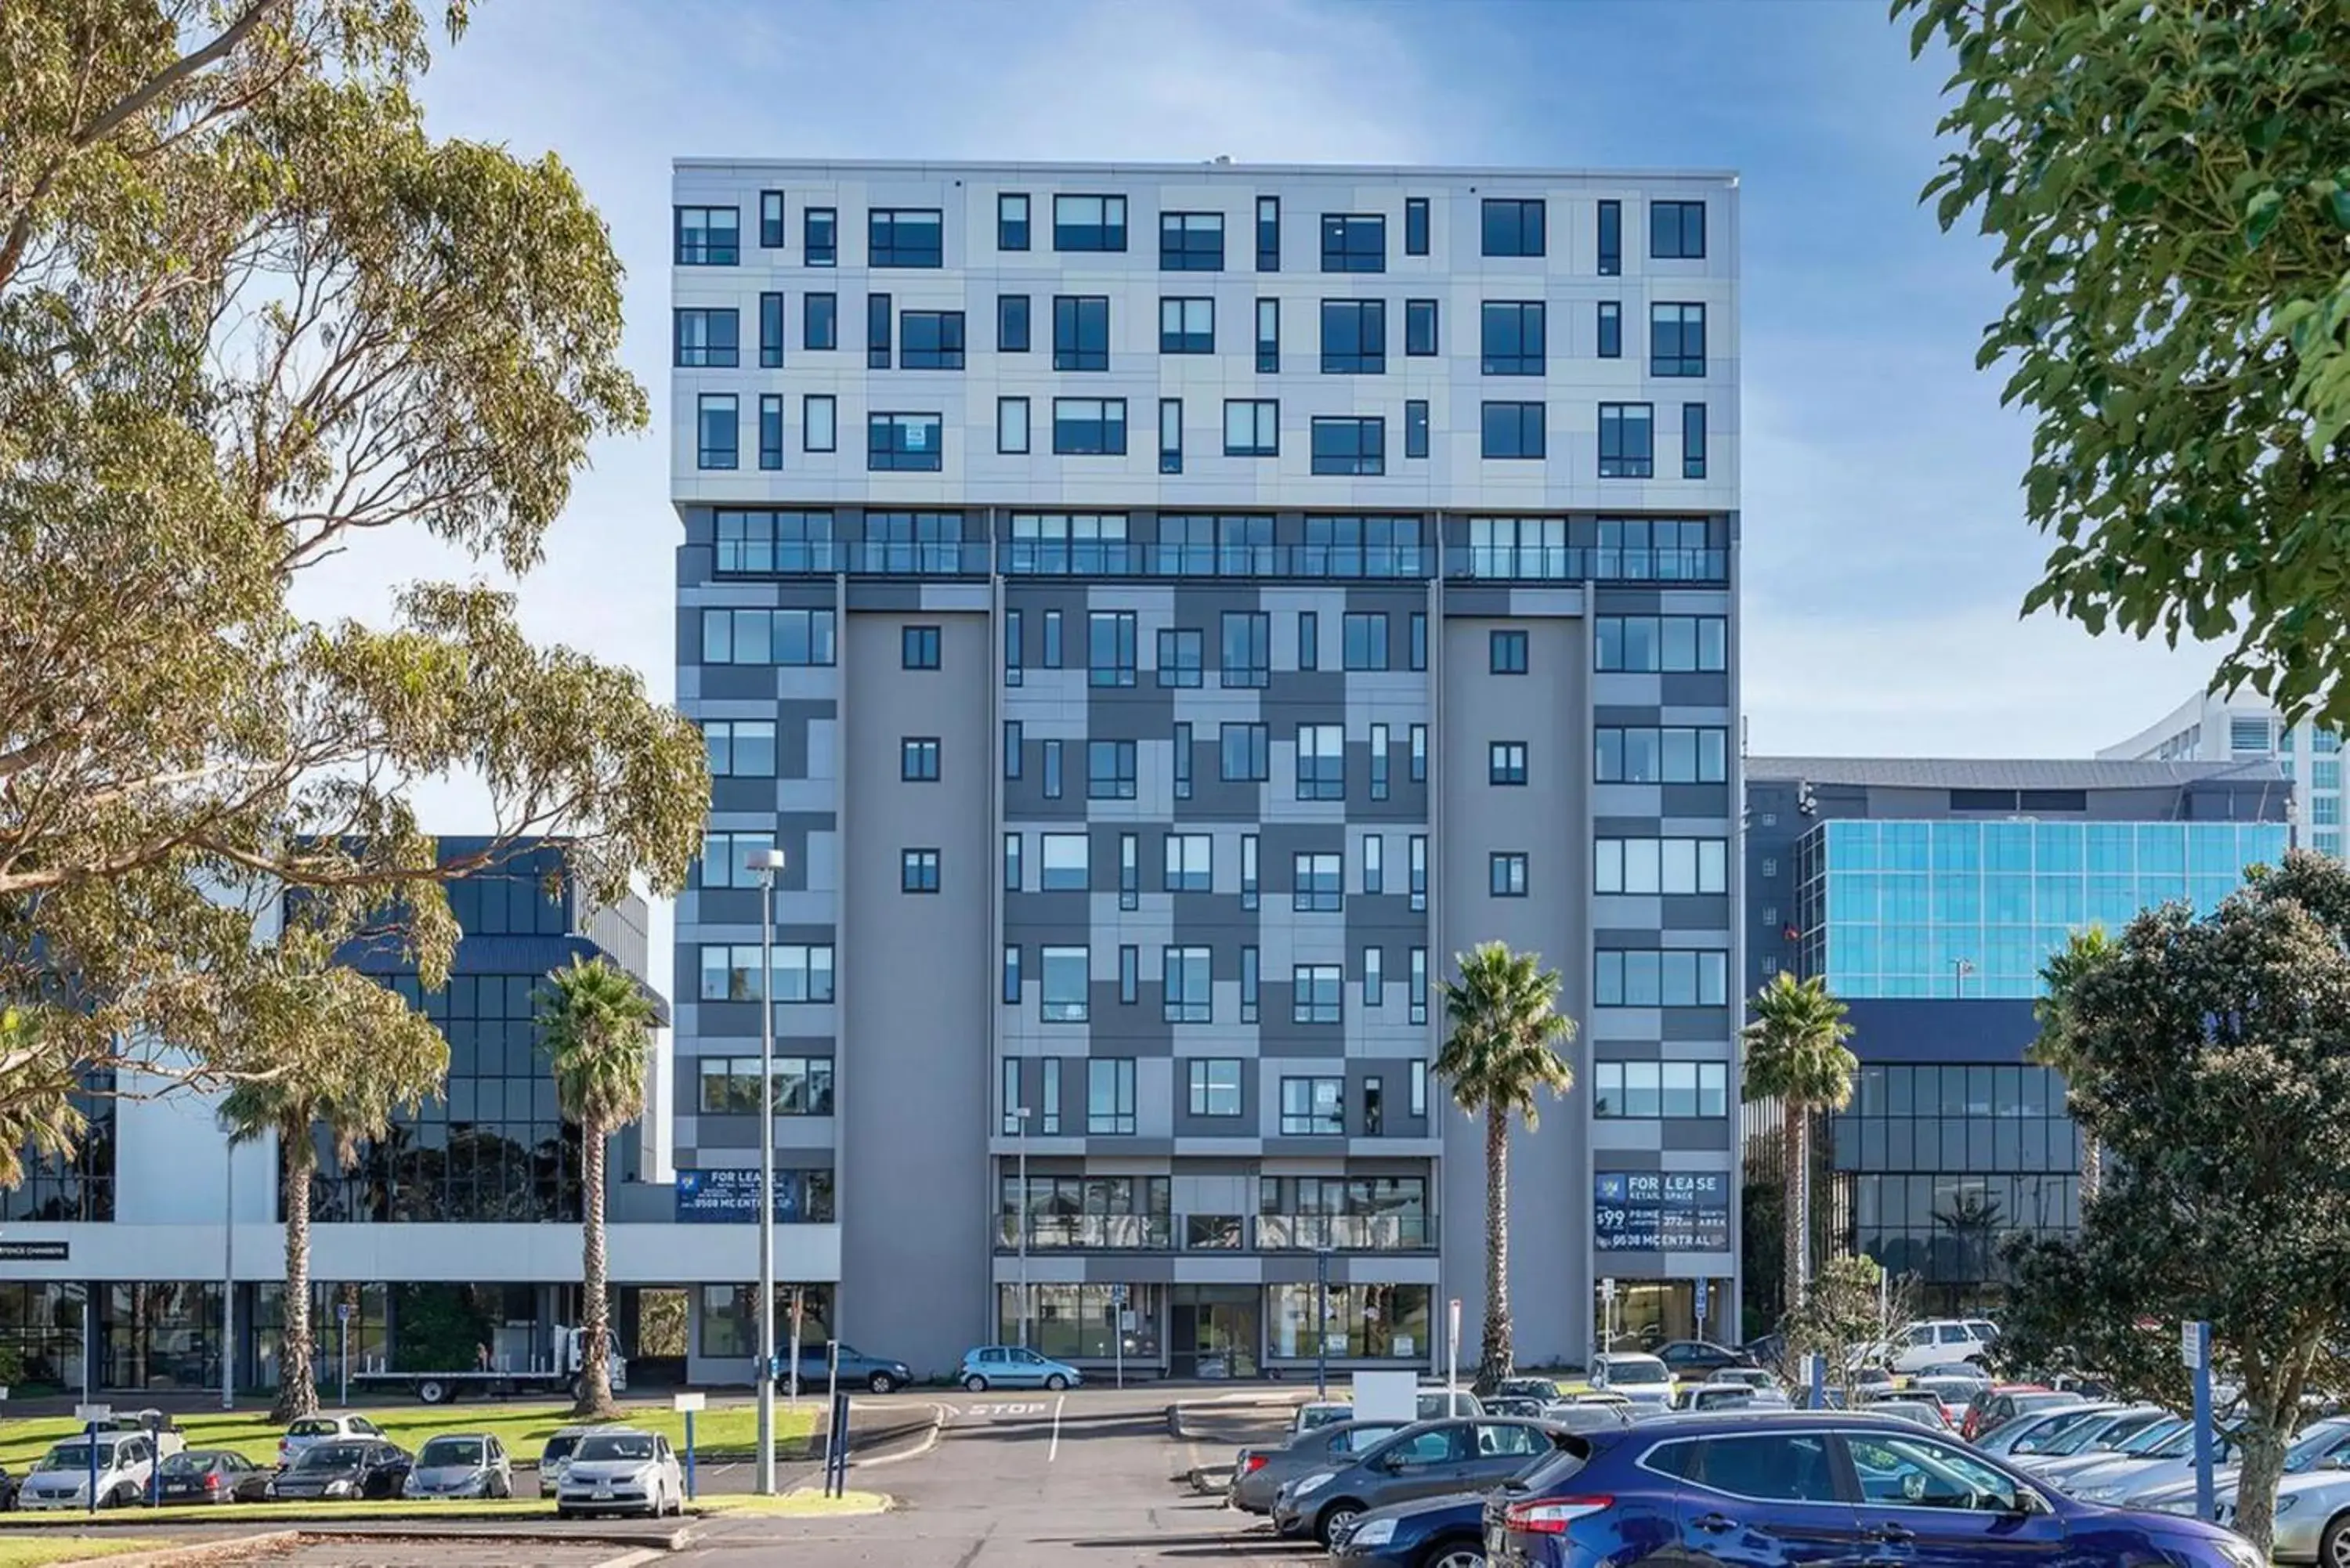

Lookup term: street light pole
[222,1128,235,1410]
[1314,1245,1332,1400]
[1014,1105,1031,1349]
[1952,957,1975,998]
[750,847,789,1498]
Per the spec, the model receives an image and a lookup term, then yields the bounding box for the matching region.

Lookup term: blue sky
[301,0,2228,853]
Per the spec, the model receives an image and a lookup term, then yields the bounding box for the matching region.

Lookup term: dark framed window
[1292,851,1342,912]
[1295,722,1344,799]
[1599,403,1655,478]
[1188,1060,1243,1118]
[1321,213,1386,273]
[902,625,942,669]
[1299,611,1318,671]
[1481,197,1546,257]
[866,292,891,369]
[900,738,941,781]
[1160,397,1182,475]
[1054,193,1126,251]
[674,205,738,266]
[703,719,778,776]
[868,208,943,267]
[1320,299,1386,373]
[1160,211,1224,270]
[1651,200,1706,258]
[757,394,783,470]
[696,393,737,470]
[804,292,837,351]
[1224,399,1278,457]
[1086,1059,1136,1133]
[1087,739,1137,799]
[1289,970,1343,1026]
[900,848,941,893]
[758,190,785,249]
[673,307,739,367]
[1160,297,1214,353]
[1221,611,1270,688]
[998,293,1030,352]
[901,309,966,370]
[997,396,1030,454]
[997,192,1030,251]
[803,394,835,453]
[1596,198,1621,276]
[1052,294,1109,370]
[1481,301,1546,375]
[1489,851,1529,897]
[1280,1074,1343,1132]
[1489,742,1528,786]
[1404,196,1430,255]
[1651,302,1706,376]
[1405,399,1428,460]
[1220,721,1269,781]
[1408,612,1427,670]
[1597,300,1622,359]
[868,412,942,472]
[1405,298,1439,356]
[1491,629,1529,674]
[1052,397,1127,455]
[1481,400,1546,460]
[1162,947,1212,1022]
[1256,195,1281,270]
[1311,417,1384,475]
[1342,611,1389,670]
[1157,628,1204,687]
[1087,610,1137,688]
[1256,298,1279,372]
[1683,403,1708,479]
[1041,739,1061,798]
[804,206,837,266]
[758,293,783,367]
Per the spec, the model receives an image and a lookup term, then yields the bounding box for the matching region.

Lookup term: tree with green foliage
[219,965,447,1421]
[1784,1254,1915,1409]
[1900,0,2350,729]
[0,1,706,1154]
[1436,942,1575,1389]
[1994,852,2350,1558]
[537,956,656,1418]
[1743,973,1857,1310]
[2030,926,2114,1201]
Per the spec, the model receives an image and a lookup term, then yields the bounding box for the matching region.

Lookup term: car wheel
[869,1371,897,1394]
[1315,1501,1363,1547]
[418,1378,449,1404]
[2321,1512,2350,1568]
[1045,1374,1068,1391]
[1422,1545,1488,1568]
[964,1374,988,1392]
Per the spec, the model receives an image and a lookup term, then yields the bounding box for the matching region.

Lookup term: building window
[1596,726,1730,782]
[1241,945,1260,1021]
[757,293,783,367]
[1087,1059,1136,1133]
[901,309,967,370]
[1224,399,1278,457]
[1043,610,1063,667]
[1296,723,1344,799]
[696,832,775,890]
[1162,947,1213,1023]
[1119,833,1139,909]
[758,190,785,248]
[1221,721,1269,782]
[1481,301,1545,375]
[1188,1060,1242,1118]
[1598,300,1622,358]
[1489,851,1529,897]
[1595,616,1729,672]
[1489,742,1528,786]
[694,941,834,1003]
[790,294,835,360]
[1041,946,1090,1022]
[1491,629,1530,674]
[1087,739,1137,799]
[900,737,942,782]
[1651,200,1707,258]
[1054,193,1126,251]
[1160,397,1183,475]
[1410,948,1428,1025]
[696,393,737,469]
[1289,850,1343,913]
[1280,1075,1344,1133]
[1321,213,1386,273]
[1221,611,1271,686]
[1404,195,1430,255]
[1342,611,1390,671]
[791,396,830,460]
[1257,195,1281,270]
[1053,397,1127,456]
[1597,198,1621,275]
[1369,722,1390,800]
[866,291,891,368]
[1238,834,1261,912]
[674,205,738,266]
[1087,610,1137,687]
[997,396,1030,454]
[1159,295,1214,354]
[1598,403,1654,478]
[1482,197,1546,257]
[1361,832,1386,894]
[700,609,838,667]
[1118,945,1140,1006]
[1408,723,1426,782]
[1596,950,1730,1008]
[899,624,942,670]
[1594,836,1730,894]
[694,1056,833,1116]
[703,719,777,777]
[868,412,942,471]
[1003,832,1022,891]
[1481,400,1546,460]
[1002,945,1021,1005]
[1405,298,1439,356]
[1292,966,1343,1026]
[998,192,1030,251]
[1157,628,1204,688]
[1256,297,1279,372]
[1593,1061,1729,1119]
[1039,1060,1061,1133]
[1405,399,1429,460]
[868,208,943,267]
[1310,417,1384,476]
[1320,299,1386,373]
[1161,211,1224,270]
[673,307,739,367]
[901,848,941,893]
[713,508,838,574]
[1651,302,1707,377]
[1052,294,1110,370]
[1683,403,1708,479]
[804,206,837,266]
[1162,833,1213,893]
[1037,832,1088,893]
[1363,946,1384,1010]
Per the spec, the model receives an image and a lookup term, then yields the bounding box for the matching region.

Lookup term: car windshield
[2286,1425,2350,1473]
[418,1439,485,1467]
[577,1434,655,1462]
[42,1443,110,1471]
[159,1453,215,1476]
[1604,1357,1669,1385]
[2114,1417,2188,1455]
[289,1419,342,1437]
[297,1443,365,1469]
[1298,1406,1350,1429]
[541,1435,580,1463]
[2041,1413,2131,1455]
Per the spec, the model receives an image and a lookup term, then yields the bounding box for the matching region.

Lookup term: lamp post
[1014,1105,1031,1349]
[749,846,789,1497]
[1314,1245,1333,1400]
[220,1118,235,1410]
[1952,957,1976,998]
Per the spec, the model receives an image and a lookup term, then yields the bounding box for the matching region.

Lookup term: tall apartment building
[2102,691,2334,854]
[670,159,1742,1376]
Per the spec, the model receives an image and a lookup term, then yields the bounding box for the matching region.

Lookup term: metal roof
[1744,757,2289,789]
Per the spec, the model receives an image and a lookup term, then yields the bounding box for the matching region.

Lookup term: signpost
[1108,1284,1129,1391]
[786,1288,803,1406]
[2182,1321,2215,1520]
[1445,1297,1462,1407]
[74,1404,108,1516]
[822,1342,847,1498]
[673,1391,705,1500]
[1599,1277,1618,1355]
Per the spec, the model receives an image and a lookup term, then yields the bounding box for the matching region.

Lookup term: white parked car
[277,1412,385,1470]
[2069,1419,2241,1505]
[1885,1318,1999,1373]
[537,1425,592,1498]
[1974,1400,2112,1458]
[554,1429,685,1519]
[18,1433,165,1510]
[1590,1353,1676,1411]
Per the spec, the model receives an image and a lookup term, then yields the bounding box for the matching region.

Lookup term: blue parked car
[958,1346,1084,1392]
[1484,1410,2265,1568]
[778,1343,913,1395]
[1330,1490,1485,1566]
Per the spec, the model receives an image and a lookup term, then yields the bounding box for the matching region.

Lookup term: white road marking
[1048,1394,1065,1462]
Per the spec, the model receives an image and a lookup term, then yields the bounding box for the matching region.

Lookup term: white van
[18,1433,168,1509]
[1888,1318,1999,1373]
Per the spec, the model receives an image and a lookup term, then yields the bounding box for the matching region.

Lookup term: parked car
[266,1439,412,1501]
[1496,1377,1563,1403]
[788,1342,914,1395]
[1867,1397,1956,1431]
[157,1450,272,1504]
[1418,1387,1486,1419]
[537,1425,591,1498]
[1482,1409,2262,1568]
[1329,1488,1487,1566]
[17,1433,163,1509]
[0,1461,18,1512]
[1961,1382,2073,1440]
[403,1433,512,1499]
[1657,1339,1752,1382]
[2142,1417,2350,1553]
[1973,1400,2113,1458]
[1886,1317,2001,1373]
[958,1345,1083,1391]
[554,1429,685,1519]
[1910,1371,1992,1422]
[1231,1417,1411,1516]
[2012,1407,2178,1479]
[2065,1419,2235,1504]
[277,1413,385,1470]
[1538,1400,1640,1434]
[1589,1353,1675,1411]
[1292,1400,1356,1433]
[1484,1396,1551,1419]
[1273,1417,1572,1546]
[1708,1367,1778,1394]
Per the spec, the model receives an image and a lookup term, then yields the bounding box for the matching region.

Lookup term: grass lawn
[0,1539,175,1566]
[0,1402,819,1473]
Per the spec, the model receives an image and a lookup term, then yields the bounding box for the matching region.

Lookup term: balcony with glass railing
[1253,1213,1434,1252]
[992,1212,1433,1252]
[996,540,1430,580]
[1442,544,1727,583]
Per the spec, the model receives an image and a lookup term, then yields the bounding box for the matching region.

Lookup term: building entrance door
[1168,1286,1259,1379]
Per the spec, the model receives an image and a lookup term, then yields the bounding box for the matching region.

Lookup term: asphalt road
[677,1387,1318,1566]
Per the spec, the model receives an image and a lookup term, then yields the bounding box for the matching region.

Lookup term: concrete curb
[47,1527,303,1566]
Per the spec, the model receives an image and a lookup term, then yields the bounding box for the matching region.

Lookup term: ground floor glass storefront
[994,1282,1433,1373]
[1595,1278,1733,1353]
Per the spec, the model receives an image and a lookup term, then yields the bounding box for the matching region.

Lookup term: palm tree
[2031,926,2113,1201]
[1741,972,1856,1313]
[538,956,656,1418]
[1435,942,1574,1389]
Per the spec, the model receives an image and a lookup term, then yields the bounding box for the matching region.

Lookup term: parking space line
[1048,1394,1065,1462]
